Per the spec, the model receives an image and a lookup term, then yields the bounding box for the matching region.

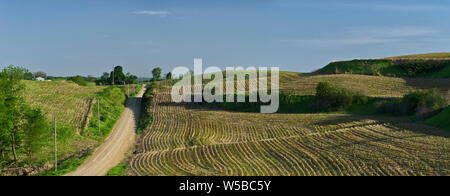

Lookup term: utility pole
[98,98,100,134]
[112,65,115,87]
[54,117,57,171]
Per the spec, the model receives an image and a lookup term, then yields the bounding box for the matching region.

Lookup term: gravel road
[66,85,147,176]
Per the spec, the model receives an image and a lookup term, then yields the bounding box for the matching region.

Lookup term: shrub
[67,75,87,86]
[446,91,450,105]
[315,82,368,111]
[395,60,449,77]
[319,60,394,75]
[137,83,155,134]
[376,99,409,115]
[402,90,447,119]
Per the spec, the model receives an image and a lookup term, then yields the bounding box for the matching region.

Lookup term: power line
[112,65,115,87]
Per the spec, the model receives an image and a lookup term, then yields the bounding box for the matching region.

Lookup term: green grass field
[424,106,450,131]
[107,163,128,176]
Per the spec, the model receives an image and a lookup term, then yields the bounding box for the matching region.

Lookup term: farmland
[12,80,127,175]
[22,80,106,160]
[279,73,450,97]
[13,55,450,176]
[199,71,450,97]
[128,85,450,176]
[22,80,105,136]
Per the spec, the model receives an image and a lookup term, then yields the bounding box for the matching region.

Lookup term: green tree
[23,108,49,164]
[100,72,110,85]
[110,66,125,85]
[152,67,162,81]
[125,72,138,84]
[0,66,27,163]
[68,75,87,86]
[24,71,33,80]
[316,82,367,111]
[0,76,10,161]
[33,71,47,79]
[165,72,172,80]
[402,90,447,119]
[0,66,49,165]
[86,75,97,83]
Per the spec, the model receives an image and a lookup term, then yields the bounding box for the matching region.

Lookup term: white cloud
[342,3,441,12]
[352,26,436,37]
[287,37,399,46]
[131,10,170,16]
[285,26,437,47]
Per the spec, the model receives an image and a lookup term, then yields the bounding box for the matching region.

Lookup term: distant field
[279,73,450,97]
[183,72,450,98]
[384,52,450,60]
[129,86,450,176]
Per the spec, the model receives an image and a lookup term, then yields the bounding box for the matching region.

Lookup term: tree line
[99,66,172,85]
[25,65,173,86]
[98,65,139,85]
[151,67,172,81]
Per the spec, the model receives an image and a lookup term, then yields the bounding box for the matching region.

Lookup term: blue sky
[1,0,450,77]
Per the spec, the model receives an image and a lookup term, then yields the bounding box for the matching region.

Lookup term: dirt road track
[67,85,147,176]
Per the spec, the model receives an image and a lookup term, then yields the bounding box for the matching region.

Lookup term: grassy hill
[317,53,450,78]
[424,106,450,131]
[18,80,127,175]
[384,52,450,60]
[20,80,104,169]
[23,80,105,135]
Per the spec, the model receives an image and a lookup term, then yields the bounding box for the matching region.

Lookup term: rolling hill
[22,80,105,160]
[317,52,450,78]
[279,73,450,97]
[128,53,450,176]
[384,52,450,60]
[15,80,127,175]
[129,84,450,176]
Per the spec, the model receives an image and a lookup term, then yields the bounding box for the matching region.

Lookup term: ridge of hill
[383,52,450,60]
[317,53,450,78]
